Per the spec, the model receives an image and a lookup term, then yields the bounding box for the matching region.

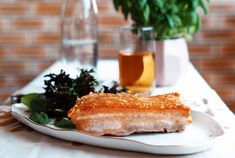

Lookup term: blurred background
[0,0,235,112]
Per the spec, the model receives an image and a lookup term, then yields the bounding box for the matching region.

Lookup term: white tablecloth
[1,60,235,158]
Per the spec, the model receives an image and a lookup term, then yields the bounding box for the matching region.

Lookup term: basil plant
[113,0,210,40]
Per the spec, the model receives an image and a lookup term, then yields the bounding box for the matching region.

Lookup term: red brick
[0,34,26,44]
[0,76,16,87]
[219,45,235,56]
[0,62,24,73]
[209,3,235,13]
[97,2,111,13]
[11,47,46,58]
[0,21,3,30]
[223,16,235,27]
[99,16,130,28]
[0,91,13,103]
[36,33,60,44]
[38,61,54,70]
[201,16,215,28]
[188,44,212,56]
[0,48,5,57]
[14,19,43,29]
[199,59,234,70]
[214,87,234,100]
[191,60,201,69]
[202,30,235,41]
[36,3,62,15]
[99,48,118,59]
[0,78,6,87]
[200,72,215,85]
[219,74,235,84]
[15,75,34,87]
[0,4,26,14]
[98,31,116,45]
[225,100,235,113]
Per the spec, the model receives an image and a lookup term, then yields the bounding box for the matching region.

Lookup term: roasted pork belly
[68,92,192,136]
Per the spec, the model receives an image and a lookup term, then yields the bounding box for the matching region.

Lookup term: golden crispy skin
[68,92,192,136]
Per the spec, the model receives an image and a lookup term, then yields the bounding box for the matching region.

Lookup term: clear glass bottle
[61,0,98,73]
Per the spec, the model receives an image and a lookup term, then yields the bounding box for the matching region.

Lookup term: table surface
[1,60,235,158]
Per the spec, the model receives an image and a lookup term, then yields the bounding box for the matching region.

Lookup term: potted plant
[113,0,210,86]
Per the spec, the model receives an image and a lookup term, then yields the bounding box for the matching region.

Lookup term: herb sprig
[43,69,97,119]
[20,69,125,128]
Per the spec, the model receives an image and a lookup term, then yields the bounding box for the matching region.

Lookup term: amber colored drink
[118,52,155,93]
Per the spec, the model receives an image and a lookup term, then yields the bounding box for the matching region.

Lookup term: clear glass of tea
[118,25,156,94]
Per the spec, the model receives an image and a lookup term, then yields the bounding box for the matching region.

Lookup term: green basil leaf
[30,97,48,113]
[121,1,129,20]
[113,0,120,11]
[30,112,50,125]
[21,93,44,109]
[190,12,198,24]
[192,0,199,10]
[138,0,147,9]
[166,14,174,28]
[199,0,208,14]
[195,14,201,32]
[54,119,76,129]
[143,4,150,25]
[127,0,132,8]
[171,14,181,26]
[153,0,164,9]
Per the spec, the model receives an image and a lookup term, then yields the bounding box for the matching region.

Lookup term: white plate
[11,103,224,155]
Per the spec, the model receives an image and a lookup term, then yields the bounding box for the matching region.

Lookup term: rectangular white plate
[11,103,224,155]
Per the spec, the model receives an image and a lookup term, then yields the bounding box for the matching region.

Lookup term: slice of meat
[68,92,192,136]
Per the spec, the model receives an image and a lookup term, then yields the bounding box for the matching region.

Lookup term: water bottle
[61,0,98,73]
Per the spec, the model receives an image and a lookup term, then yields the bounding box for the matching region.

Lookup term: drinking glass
[118,25,156,94]
[61,0,98,73]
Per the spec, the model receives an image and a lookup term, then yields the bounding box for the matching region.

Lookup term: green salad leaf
[21,93,42,109]
[54,119,76,129]
[30,112,50,125]
[21,93,49,113]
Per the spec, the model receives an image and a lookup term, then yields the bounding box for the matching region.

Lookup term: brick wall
[0,0,235,112]
[190,2,235,112]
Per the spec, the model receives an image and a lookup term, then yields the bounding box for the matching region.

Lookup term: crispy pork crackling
[68,92,192,136]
